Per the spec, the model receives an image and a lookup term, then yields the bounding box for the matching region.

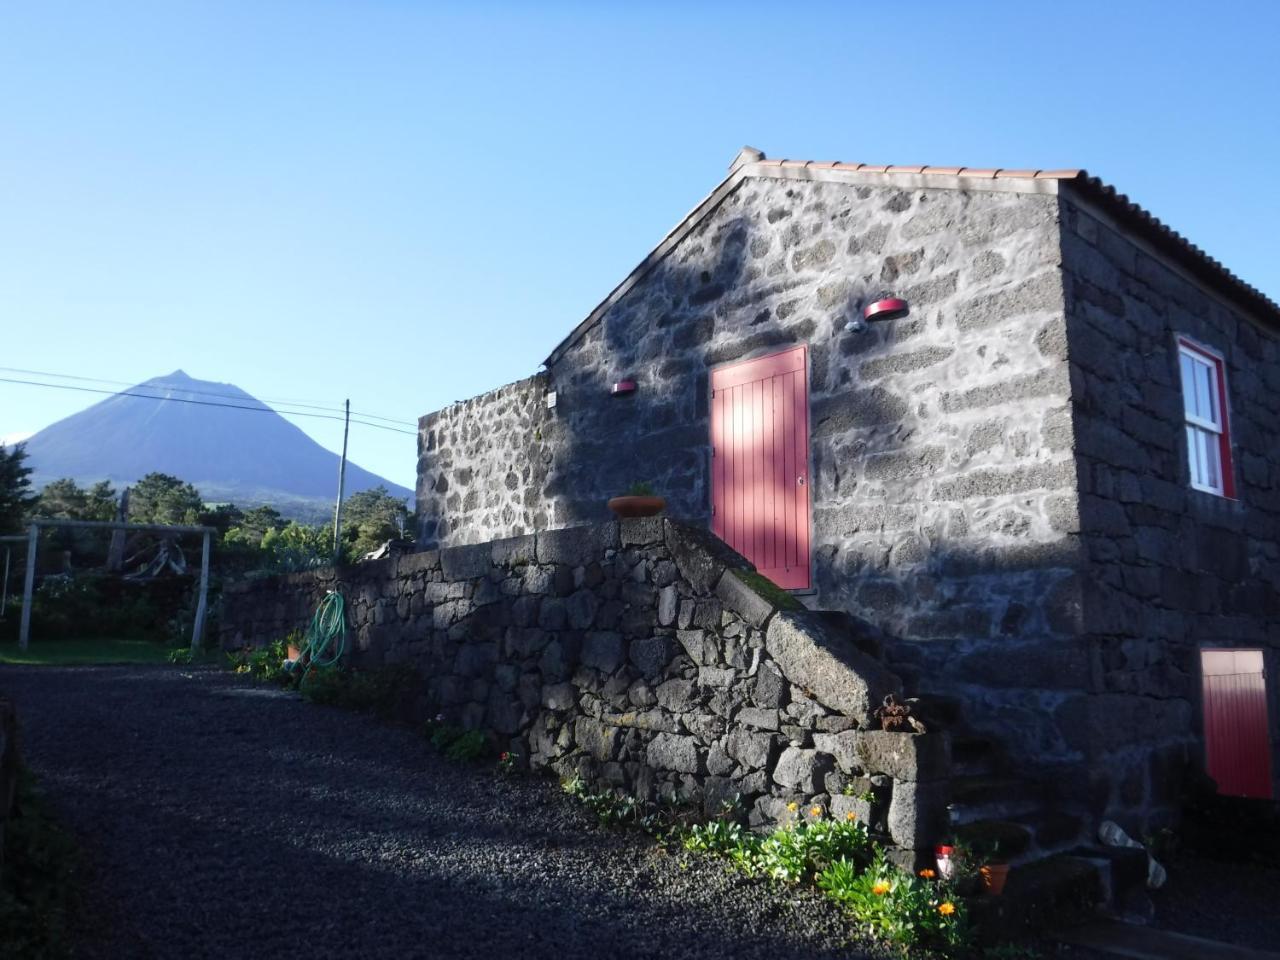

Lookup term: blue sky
[2,1,1277,493]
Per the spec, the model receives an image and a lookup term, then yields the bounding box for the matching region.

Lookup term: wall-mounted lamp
[844,297,910,334]
[863,298,910,322]
[610,379,637,397]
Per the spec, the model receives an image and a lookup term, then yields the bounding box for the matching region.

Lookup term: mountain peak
[21,371,413,516]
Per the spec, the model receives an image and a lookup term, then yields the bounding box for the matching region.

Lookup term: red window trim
[1177,336,1236,500]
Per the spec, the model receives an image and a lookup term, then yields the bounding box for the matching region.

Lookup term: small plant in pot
[978,842,1010,896]
[607,482,666,519]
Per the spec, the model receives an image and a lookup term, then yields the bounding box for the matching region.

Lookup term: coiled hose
[295,590,346,684]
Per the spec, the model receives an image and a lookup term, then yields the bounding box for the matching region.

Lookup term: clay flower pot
[607,495,666,518]
[980,862,1010,896]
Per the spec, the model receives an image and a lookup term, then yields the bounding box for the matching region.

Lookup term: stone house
[415,148,1279,843]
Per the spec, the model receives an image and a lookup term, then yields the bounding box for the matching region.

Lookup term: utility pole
[332,398,350,562]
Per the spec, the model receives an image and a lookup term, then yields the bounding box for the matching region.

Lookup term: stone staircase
[888,677,1149,938]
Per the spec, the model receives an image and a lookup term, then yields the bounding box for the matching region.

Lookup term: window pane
[1187,424,1222,492]
[1197,361,1217,426]
[1180,353,1196,417]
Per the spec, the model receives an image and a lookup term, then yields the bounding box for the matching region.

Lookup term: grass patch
[0,636,181,667]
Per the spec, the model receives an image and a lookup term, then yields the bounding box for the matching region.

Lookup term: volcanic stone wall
[221,519,954,854]
[416,374,554,548]
[1059,191,1280,823]
[416,173,1084,774]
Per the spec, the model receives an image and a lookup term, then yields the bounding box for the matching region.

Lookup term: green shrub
[0,769,82,959]
[423,721,490,762]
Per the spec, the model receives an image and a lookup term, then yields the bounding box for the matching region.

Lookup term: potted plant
[978,842,1010,896]
[607,482,666,519]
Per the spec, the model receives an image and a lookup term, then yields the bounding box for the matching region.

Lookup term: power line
[0,366,418,428]
[0,376,418,436]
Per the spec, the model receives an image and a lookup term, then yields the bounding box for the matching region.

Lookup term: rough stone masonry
[412,154,1280,834]
[222,519,953,857]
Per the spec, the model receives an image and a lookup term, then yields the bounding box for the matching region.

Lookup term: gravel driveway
[1,664,893,960]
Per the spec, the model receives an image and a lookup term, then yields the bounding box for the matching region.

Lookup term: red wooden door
[1202,649,1274,799]
[710,346,810,590]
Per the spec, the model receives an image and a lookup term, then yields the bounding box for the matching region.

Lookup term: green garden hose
[295,590,346,684]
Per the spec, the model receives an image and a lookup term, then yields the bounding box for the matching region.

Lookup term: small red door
[1202,649,1274,799]
[710,345,810,590]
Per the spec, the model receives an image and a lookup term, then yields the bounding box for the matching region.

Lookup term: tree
[128,473,204,526]
[260,521,330,571]
[340,485,410,558]
[84,480,119,521]
[0,443,38,534]
[36,478,89,519]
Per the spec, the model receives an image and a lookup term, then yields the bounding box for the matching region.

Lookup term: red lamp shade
[863,298,910,322]
[610,379,637,396]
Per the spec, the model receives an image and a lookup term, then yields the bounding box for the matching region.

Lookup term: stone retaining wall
[222,519,952,854]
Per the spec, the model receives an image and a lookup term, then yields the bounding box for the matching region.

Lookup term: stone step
[1023,809,1086,853]
[951,773,1041,810]
[1067,844,1149,904]
[953,819,1034,861]
[968,853,1105,941]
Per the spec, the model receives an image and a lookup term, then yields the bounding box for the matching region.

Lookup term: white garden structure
[13,519,215,652]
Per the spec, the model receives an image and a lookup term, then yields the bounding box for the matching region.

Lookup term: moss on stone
[729,568,803,612]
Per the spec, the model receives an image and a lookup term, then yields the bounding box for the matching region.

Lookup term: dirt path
[2,664,884,960]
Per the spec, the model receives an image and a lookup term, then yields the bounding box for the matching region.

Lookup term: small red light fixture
[610,379,637,396]
[863,298,910,322]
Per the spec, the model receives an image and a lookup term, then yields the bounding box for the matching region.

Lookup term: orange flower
[810,805,822,817]
[845,811,857,822]
[938,901,956,916]
[872,880,891,896]
[918,868,936,879]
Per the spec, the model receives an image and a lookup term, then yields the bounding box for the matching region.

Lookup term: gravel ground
[1150,852,1280,949]
[1,663,911,960]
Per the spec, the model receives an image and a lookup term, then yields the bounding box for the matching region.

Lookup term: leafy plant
[228,637,290,683]
[817,847,971,952]
[624,482,655,496]
[425,720,490,762]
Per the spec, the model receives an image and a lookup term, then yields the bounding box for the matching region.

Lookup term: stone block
[657,584,679,626]
[537,524,620,567]
[565,590,599,629]
[887,779,950,850]
[620,517,664,546]
[541,682,575,711]
[753,662,787,708]
[736,707,780,731]
[764,611,900,721]
[646,733,699,774]
[656,678,697,713]
[490,534,536,567]
[581,632,625,672]
[574,717,618,762]
[665,521,741,594]
[440,543,492,580]
[830,793,873,825]
[715,570,776,629]
[726,728,777,771]
[854,731,950,782]
[629,636,671,678]
[772,747,833,792]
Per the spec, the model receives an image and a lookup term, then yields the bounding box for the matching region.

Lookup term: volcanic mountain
[20,371,413,519]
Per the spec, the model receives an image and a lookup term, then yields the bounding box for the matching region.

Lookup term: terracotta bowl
[607,495,667,518]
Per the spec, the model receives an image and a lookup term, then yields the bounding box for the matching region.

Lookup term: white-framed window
[1178,338,1234,498]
